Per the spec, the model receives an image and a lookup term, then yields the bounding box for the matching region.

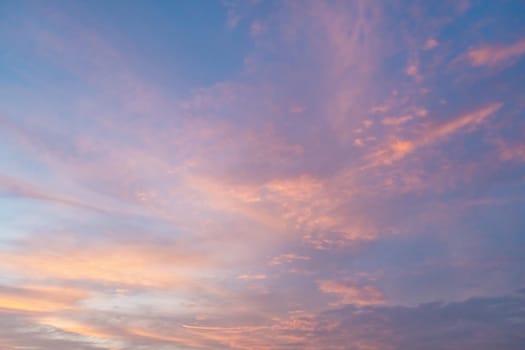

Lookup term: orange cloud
[0,236,210,289]
[0,285,88,313]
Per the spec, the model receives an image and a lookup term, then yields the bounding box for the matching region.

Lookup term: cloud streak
[467,39,525,67]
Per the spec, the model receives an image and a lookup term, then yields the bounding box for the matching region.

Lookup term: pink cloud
[237,274,267,281]
[250,20,264,37]
[0,232,213,290]
[382,115,413,126]
[422,102,502,142]
[0,174,108,213]
[496,139,525,163]
[318,280,385,306]
[370,103,502,165]
[406,64,419,77]
[466,39,525,67]
[424,38,439,50]
[270,253,310,265]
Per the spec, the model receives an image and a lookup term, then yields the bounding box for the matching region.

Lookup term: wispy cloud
[371,103,502,164]
[318,280,385,306]
[270,253,310,265]
[0,285,88,313]
[466,39,525,67]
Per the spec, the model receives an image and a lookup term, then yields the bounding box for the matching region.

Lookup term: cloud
[353,138,365,147]
[1,290,524,350]
[250,20,264,37]
[37,317,116,342]
[270,253,310,266]
[466,39,525,67]
[370,105,389,113]
[497,141,525,163]
[0,232,212,290]
[0,174,109,214]
[237,274,267,281]
[0,313,107,350]
[422,102,503,142]
[382,115,413,126]
[424,38,439,50]
[320,291,525,350]
[371,103,502,165]
[405,64,419,77]
[0,285,88,313]
[318,280,385,306]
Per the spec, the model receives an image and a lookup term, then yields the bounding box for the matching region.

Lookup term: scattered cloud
[237,274,267,281]
[382,115,413,126]
[270,253,310,266]
[466,39,525,67]
[318,280,385,306]
[424,38,439,50]
[250,20,264,37]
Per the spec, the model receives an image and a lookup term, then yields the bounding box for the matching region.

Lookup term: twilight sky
[1,1,525,349]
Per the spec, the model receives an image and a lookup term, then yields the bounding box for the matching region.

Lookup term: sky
[1,0,525,349]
